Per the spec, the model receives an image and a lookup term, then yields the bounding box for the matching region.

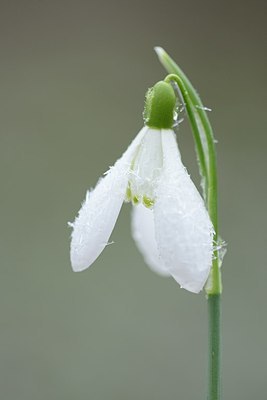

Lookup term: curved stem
[162,68,222,295]
[165,75,208,198]
[165,75,209,200]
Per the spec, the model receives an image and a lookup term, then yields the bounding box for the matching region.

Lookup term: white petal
[129,128,163,204]
[154,130,214,293]
[70,127,147,271]
[131,204,170,276]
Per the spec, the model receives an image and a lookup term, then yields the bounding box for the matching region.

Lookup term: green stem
[156,48,223,400]
[208,294,221,400]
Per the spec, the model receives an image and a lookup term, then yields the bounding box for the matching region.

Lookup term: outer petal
[131,204,170,276]
[70,127,147,271]
[154,130,214,293]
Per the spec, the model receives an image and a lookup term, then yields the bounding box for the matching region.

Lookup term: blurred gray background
[1,0,266,399]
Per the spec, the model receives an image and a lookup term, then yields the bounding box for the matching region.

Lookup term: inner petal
[127,128,163,207]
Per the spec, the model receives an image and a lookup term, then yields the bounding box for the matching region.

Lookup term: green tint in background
[1,0,266,399]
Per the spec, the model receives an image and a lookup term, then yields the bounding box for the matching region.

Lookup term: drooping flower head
[70,80,214,293]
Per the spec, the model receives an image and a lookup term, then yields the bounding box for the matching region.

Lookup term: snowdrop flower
[70,81,214,293]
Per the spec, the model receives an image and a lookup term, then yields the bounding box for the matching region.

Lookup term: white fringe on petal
[70,127,147,271]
